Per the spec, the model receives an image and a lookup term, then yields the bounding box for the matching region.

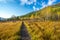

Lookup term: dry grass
[0,21,22,40]
[0,21,60,40]
[24,21,60,40]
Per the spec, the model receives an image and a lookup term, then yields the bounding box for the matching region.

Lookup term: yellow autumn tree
[30,14,34,19]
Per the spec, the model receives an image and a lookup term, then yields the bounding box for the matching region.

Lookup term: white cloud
[33,0,36,2]
[41,2,47,9]
[0,0,15,3]
[33,6,35,10]
[33,6,39,11]
[20,0,37,5]
[20,0,27,5]
[0,0,7,3]
[41,0,56,9]
[48,0,56,5]
[20,0,38,10]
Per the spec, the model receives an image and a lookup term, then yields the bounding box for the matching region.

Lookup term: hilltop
[18,3,60,21]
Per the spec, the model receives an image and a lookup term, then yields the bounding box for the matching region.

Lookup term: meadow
[24,21,60,40]
[0,21,60,40]
[0,21,22,40]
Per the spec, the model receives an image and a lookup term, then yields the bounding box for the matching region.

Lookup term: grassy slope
[19,3,60,21]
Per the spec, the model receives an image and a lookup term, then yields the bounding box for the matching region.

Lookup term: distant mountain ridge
[0,17,6,21]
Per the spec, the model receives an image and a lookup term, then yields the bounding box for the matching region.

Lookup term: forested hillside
[19,3,60,21]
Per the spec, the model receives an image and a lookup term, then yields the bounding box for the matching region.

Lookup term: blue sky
[0,0,60,18]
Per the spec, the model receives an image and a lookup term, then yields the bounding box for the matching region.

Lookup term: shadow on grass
[20,22,31,40]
